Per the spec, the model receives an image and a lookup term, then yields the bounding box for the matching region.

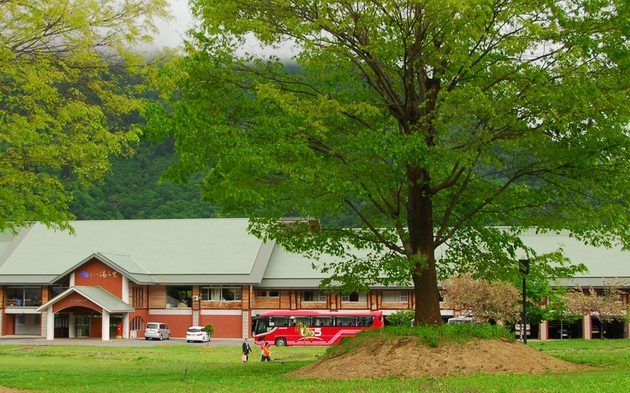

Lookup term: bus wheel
[275,338,287,347]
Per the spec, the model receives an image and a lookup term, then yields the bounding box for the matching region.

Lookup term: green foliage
[69,140,222,219]
[0,0,170,233]
[385,309,415,326]
[204,323,215,336]
[145,0,630,325]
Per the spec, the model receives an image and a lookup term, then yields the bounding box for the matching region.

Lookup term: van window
[146,323,159,329]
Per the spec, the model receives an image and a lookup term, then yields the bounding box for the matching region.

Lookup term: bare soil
[289,337,589,379]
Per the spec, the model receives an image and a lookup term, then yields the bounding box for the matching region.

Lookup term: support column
[69,313,76,338]
[242,311,249,339]
[122,277,130,304]
[101,310,110,341]
[539,320,549,341]
[122,313,130,339]
[46,308,55,340]
[582,313,592,340]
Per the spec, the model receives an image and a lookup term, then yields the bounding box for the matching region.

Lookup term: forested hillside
[70,136,359,227]
[70,138,222,220]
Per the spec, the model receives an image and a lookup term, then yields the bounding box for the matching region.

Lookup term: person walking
[261,342,271,362]
[242,338,252,362]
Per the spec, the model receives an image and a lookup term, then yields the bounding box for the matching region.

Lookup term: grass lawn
[1,339,630,392]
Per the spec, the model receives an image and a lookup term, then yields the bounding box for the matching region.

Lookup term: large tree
[145,0,630,325]
[0,0,169,232]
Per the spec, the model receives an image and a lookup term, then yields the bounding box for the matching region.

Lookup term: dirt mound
[289,337,588,379]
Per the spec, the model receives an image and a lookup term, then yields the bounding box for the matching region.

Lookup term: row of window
[200,288,408,303]
[4,285,411,307]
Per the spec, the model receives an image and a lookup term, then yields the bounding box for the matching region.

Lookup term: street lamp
[519,259,530,344]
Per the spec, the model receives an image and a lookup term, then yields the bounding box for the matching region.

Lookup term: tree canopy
[144,0,630,325]
[70,140,222,220]
[0,0,169,233]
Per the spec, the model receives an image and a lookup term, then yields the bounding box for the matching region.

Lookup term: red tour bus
[252,310,384,347]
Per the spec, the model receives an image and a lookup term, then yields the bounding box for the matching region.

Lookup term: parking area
[0,336,243,347]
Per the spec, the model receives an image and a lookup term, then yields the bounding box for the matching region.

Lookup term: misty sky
[152,0,296,58]
[153,0,194,48]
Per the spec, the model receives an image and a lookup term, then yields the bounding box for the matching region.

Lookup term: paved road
[0,336,243,347]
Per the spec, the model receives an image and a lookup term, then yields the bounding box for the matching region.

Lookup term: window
[16,315,25,325]
[201,286,242,301]
[132,285,147,308]
[256,291,279,298]
[335,316,356,326]
[49,285,68,300]
[356,316,374,327]
[302,291,326,302]
[292,316,311,326]
[268,316,290,327]
[7,286,42,307]
[166,286,192,308]
[382,291,409,303]
[131,316,144,331]
[312,316,333,326]
[342,292,366,302]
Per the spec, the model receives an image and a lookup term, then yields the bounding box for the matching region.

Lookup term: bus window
[356,316,374,327]
[293,317,311,326]
[312,316,333,326]
[335,316,356,326]
[270,316,290,327]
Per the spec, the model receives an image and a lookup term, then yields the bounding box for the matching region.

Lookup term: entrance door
[110,315,123,338]
[76,315,90,337]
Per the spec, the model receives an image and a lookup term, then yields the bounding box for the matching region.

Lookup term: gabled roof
[36,286,135,313]
[0,218,271,285]
[52,252,159,285]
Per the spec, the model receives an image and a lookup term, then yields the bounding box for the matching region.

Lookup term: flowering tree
[560,280,629,339]
[442,274,521,325]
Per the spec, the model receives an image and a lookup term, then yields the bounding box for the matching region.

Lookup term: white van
[447,316,473,324]
[144,322,171,340]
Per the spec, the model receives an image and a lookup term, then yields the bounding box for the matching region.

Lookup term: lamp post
[519,259,530,344]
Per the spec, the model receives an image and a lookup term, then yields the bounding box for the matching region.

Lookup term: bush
[204,324,215,337]
[386,310,415,326]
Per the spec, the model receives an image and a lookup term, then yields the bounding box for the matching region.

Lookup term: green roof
[2,221,630,289]
[36,286,135,313]
[0,219,268,284]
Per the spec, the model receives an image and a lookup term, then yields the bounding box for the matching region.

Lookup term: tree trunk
[408,167,443,326]
[412,260,443,325]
